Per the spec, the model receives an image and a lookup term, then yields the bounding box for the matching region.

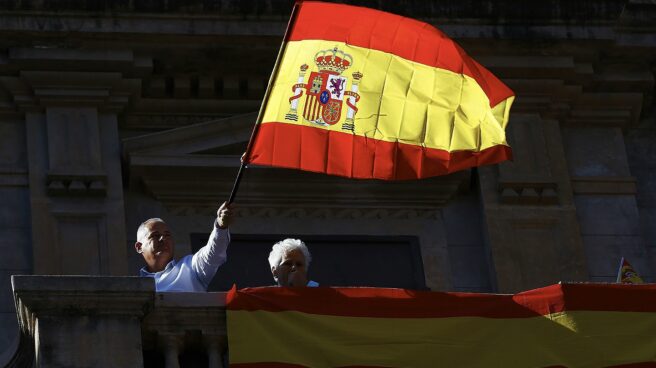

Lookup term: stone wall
[0,116,31,365]
[0,0,655,363]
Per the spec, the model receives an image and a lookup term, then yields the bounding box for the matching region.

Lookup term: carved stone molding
[123,113,470,212]
[0,168,28,187]
[167,205,441,220]
[125,113,233,130]
[499,181,558,205]
[570,176,637,195]
[46,173,107,197]
[0,46,144,114]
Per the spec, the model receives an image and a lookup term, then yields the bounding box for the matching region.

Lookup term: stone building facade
[1,0,655,364]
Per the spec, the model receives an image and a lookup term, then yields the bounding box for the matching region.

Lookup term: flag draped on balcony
[245,1,514,180]
[226,283,656,367]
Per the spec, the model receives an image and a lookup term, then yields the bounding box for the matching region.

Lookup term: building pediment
[122,113,470,215]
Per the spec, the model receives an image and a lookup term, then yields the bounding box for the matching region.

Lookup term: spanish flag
[246,1,514,180]
[617,257,645,284]
[226,284,656,367]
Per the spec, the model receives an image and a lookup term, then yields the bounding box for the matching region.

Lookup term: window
[190,234,427,291]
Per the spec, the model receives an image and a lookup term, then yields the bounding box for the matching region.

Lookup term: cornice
[0,71,141,113]
[167,205,442,220]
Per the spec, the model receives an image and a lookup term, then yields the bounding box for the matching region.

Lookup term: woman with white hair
[268,238,319,287]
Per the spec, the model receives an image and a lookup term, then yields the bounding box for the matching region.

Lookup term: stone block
[0,121,27,168]
[582,235,650,278]
[222,75,240,98]
[574,195,642,236]
[247,76,264,99]
[174,76,190,98]
[38,316,145,368]
[0,228,32,270]
[148,77,166,98]
[563,127,631,177]
[632,166,656,207]
[487,214,588,293]
[54,215,105,275]
[0,313,19,366]
[0,188,29,228]
[46,107,103,174]
[640,209,656,248]
[442,195,484,246]
[448,245,491,291]
[198,76,214,98]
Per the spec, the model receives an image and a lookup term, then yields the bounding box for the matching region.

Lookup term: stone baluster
[159,333,184,368]
[204,334,225,368]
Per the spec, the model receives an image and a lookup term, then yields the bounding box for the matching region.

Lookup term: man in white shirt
[268,238,319,287]
[136,202,234,292]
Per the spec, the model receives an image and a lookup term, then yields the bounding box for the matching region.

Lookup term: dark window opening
[190,234,427,291]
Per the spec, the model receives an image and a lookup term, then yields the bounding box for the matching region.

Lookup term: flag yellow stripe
[263,39,512,153]
[228,310,656,367]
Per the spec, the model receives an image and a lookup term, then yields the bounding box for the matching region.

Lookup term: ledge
[10,276,228,367]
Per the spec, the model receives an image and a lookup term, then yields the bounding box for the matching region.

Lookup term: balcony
[10,275,656,367]
[10,275,227,368]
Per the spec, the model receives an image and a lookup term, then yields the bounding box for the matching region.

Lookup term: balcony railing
[10,275,227,368]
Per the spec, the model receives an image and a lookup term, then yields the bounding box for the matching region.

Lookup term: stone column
[479,113,588,293]
[0,83,32,365]
[0,48,143,276]
[12,275,154,368]
[564,126,652,281]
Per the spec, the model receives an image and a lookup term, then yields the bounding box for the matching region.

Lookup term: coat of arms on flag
[285,47,362,131]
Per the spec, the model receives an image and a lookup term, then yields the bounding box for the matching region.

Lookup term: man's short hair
[136,218,166,243]
[268,238,312,269]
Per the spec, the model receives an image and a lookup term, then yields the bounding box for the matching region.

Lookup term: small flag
[617,257,644,284]
[246,1,514,180]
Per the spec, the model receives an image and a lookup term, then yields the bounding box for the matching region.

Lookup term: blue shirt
[140,225,230,292]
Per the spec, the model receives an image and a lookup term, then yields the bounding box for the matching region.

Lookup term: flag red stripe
[226,283,656,318]
[249,122,511,180]
[230,364,307,368]
[230,364,399,368]
[288,1,513,107]
[228,364,656,368]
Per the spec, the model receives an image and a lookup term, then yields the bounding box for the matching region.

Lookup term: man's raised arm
[192,202,234,289]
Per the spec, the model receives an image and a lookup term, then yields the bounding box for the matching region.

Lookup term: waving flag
[227,283,656,367]
[246,1,514,180]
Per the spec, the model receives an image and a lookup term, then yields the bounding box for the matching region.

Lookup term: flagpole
[227,2,302,204]
[616,257,625,283]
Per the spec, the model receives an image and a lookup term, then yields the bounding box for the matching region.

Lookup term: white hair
[136,218,166,243]
[268,238,312,269]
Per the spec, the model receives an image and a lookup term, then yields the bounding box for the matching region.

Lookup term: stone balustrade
[10,275,228,368]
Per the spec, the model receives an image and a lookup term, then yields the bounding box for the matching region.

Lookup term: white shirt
[140,225,230,292]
